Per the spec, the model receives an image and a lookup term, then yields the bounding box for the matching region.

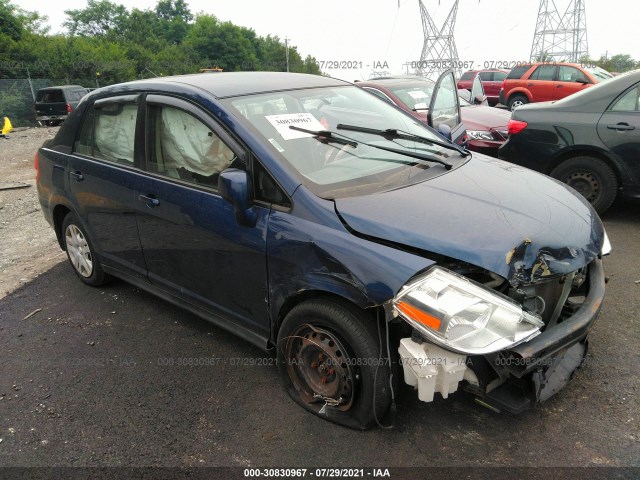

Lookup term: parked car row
[37,71,611,429]
[499,69,640,214]
[357,72,510,156]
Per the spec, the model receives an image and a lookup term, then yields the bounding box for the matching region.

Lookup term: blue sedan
[36,72,608,428]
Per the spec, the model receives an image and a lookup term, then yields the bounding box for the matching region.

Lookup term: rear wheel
[62,213,109,286]
[508,94,528,111]
[550,156,618,214]
[277,299,391,429]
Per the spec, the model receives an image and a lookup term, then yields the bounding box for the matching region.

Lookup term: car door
[134,94,270,337]
[67,95,148,280]
[428,69,465,144]
[487,71,507,101]
[597,83,640,185]
[470,73,489,106]
[525,64,557,102]
[555,65,591,100]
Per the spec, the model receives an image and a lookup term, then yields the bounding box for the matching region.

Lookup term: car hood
[334,155,605,285]
[460,105,511,130]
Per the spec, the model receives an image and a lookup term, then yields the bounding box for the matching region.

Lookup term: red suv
[457,69,508,106]
[499,62,613,110]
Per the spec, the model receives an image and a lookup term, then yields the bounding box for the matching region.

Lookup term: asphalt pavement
[0,199,638,478]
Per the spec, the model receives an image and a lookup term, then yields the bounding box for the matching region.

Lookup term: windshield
[585,66,614,82]
[226,85,463,198]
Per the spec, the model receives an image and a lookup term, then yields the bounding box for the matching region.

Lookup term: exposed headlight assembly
[465,130,495,141]
[393,267,544,355]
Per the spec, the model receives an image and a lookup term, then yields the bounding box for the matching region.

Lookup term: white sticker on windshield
[407,90,428,101]
[266,113,325,140]
[268,138,285,152]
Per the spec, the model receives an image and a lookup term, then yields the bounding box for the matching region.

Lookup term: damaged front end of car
[392,233,609,413]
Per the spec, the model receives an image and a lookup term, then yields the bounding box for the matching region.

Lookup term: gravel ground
[0,127,64,299]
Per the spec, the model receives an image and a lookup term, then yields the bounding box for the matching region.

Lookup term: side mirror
[437,123,452,141]
[473,95,486,105]
[218,168,257,227]
[576,78,589,84]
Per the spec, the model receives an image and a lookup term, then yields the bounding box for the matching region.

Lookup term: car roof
[119,72,349,99]
[358,77,436,88]
[38,85,87,91]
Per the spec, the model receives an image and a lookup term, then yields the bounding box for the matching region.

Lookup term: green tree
[64,0,128,37]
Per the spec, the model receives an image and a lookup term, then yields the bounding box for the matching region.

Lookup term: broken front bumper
[399,257,606,413]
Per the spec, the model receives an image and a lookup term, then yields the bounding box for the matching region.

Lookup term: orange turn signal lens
[397,301,441,331]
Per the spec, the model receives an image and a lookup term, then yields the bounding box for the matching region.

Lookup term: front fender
[266,209,434,336]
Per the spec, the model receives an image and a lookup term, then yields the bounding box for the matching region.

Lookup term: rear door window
[529,65,556,81]
[478,71,492,81]
[460,71,475,81]
[493,71,507,82]
[73,100,138,165]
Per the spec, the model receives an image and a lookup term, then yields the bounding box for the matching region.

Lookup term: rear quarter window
[507,65,531,80]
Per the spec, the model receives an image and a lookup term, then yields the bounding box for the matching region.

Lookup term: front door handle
[607,123,635,131]
[556,84,563,88]
[70,171,84,182]
[138,194,160,208]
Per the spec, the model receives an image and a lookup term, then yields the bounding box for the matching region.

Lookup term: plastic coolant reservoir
[398,338,468,402]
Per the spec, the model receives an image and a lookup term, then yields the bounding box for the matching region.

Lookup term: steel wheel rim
[566,171,600,203]
[284,324,356,411]
[511,100,524,109]
[65,224,93,278]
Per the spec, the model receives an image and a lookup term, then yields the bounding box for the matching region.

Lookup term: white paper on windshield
[266,113,325,140]
[407,90,428,101]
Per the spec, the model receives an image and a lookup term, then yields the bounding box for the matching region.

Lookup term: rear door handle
[607,123,636,131]
[138,194,160,208]
[556,84,563,88]
[70,171,84,182]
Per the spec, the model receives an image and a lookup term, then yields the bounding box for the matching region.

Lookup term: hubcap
[284,324,356,411]
[65,224,93,277]
[565,171,600,203]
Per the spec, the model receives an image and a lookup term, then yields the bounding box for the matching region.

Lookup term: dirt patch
[0,126,65,299]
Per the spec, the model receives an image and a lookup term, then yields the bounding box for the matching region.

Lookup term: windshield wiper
[289,125,357,147]
[290,125,453,170]
[337,123,470,157]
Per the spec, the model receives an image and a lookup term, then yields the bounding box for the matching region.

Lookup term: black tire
[508,94,528,111]
[550,156,618,214]
[61,213,109,286]
[277,299,391,429]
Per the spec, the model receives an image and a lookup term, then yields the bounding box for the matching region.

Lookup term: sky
[15,0,640,81]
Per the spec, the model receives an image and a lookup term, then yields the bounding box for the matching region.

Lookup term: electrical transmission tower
[415,0,461,79]
[530,0,588,62]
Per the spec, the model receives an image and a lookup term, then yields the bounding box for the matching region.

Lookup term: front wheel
[62,213,109,286]
[550,156,618,214]
[277,299,391,429]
